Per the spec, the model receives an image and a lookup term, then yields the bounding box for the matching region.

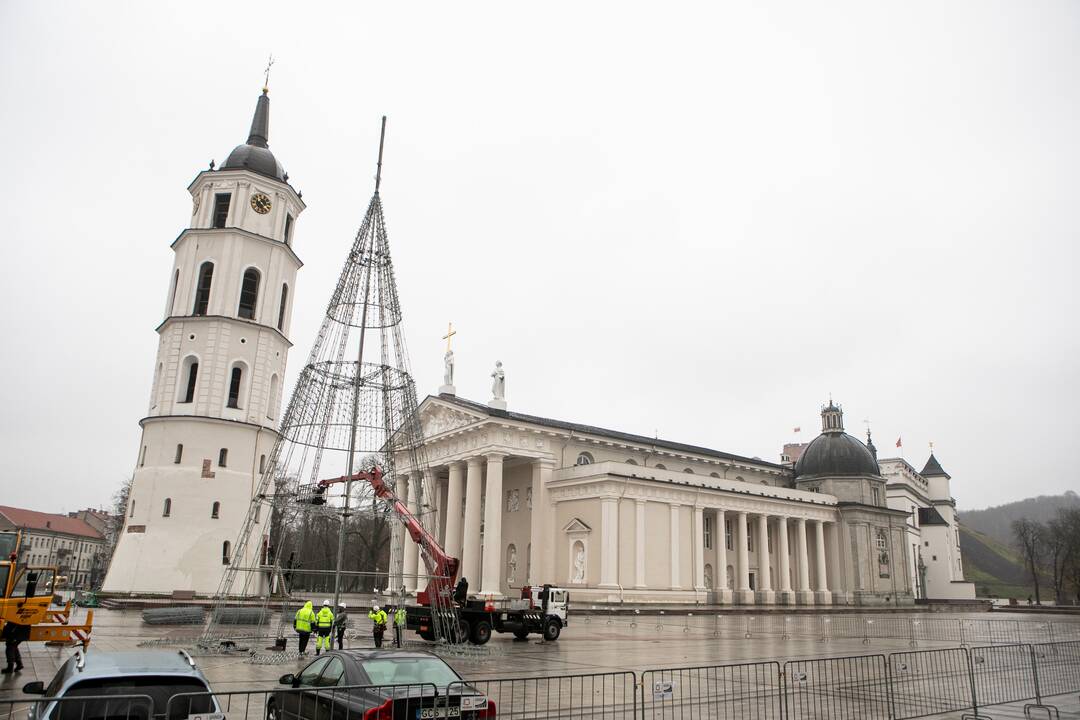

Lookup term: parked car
[270,649,494,719]
[22,649,219,720]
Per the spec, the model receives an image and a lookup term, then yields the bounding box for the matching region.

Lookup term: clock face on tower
[250,193,272,214]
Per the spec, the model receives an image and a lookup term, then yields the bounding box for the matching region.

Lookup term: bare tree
[1056,507,1080,605]
[1012,517,1045,604]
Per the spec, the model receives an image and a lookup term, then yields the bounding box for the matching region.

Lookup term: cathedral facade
[395,391,973,606]
[102,88,303,595]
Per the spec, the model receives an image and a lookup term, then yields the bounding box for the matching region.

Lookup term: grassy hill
[960,491,1080,548]
[959,524,1035,599]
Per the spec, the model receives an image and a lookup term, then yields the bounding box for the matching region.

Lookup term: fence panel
[168,683,438,720]
[887,647,973,719]
[0,694,156,720]
[640,661,780,720]
[452,672,637,720]
[783,654,890,720]
[1031,640,1080,700]
[968,643,1037,708]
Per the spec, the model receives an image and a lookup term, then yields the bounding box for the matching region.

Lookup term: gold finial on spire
[929,440,934,454]
[442,322,457,352]
[263,54,275,93]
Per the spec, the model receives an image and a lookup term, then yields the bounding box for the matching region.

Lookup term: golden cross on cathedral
[263,54,275,92]
[929,441,934,454]
[443,322,457,352]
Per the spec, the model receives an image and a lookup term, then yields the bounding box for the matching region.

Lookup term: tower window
[174,444,183,464]
[218,448,228,467]
[193,262,214,315]
[211,501,220,519]
[139,445,147,467]
[284,213,293,246]
[259,454,266,474]
[130,500,135,517]
[575,452,594,466]
[703,515,712,550]
[212,193,231,228]
[237,268,261,320]
[162,498,171,517]
[221,540,230,564]
[181,359,199,403]
[277,284,289,331]
[268,374,279,419]
[228,366,243,409]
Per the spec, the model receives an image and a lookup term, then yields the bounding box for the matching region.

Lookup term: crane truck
[329,466,569,645]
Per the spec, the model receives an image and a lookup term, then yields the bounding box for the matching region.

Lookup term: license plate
[417,708,460,719]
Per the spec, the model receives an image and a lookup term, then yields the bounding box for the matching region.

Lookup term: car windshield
[360,658,461,688]
[50,677,213,720]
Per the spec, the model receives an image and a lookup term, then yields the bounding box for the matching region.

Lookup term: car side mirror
[23,681,45,695]
[279,674,296,686]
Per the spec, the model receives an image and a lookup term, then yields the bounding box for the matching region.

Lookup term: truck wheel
[471,621,492,645]
[418,628,435,642]
[542,618,561,641]
[513,630,529,640]
[454,619,471,645]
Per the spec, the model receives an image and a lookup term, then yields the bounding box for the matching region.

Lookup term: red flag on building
[896,436,902,448]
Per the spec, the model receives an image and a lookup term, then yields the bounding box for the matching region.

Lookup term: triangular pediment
[419,398,485,437]
[562,518,592,534]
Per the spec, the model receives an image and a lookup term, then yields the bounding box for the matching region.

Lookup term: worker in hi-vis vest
[368,604,388,648]
[393,606,407,648]
[314,600,335,655]
[294,600,317,655]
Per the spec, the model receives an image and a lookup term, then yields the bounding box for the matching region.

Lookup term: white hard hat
[373,604,380,611]
[338,602,347,609]
[323,599,331,606]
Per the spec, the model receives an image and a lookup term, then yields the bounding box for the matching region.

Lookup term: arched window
[218,448,228,467]
[268,374,279,419]
[683,468,695,474]
[655,464,667,470]
[162,498,171,517]
[625,458,638,465]
[174,444,183,464]
[221,540,230,565]
[710,472,721,478]
[237,268,261,320]
[179,356,199,404]
[227,366,243,409]
[734,475,745,483]
[575,452,594,466]
[211,501,220,519]
[277,284,289,331]
[193,262,214,315]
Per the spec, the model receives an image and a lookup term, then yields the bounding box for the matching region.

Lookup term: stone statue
[507,489,519,513]
[506,545,517,585]
[526,486,533,510]
[704,564,714,591]
[491,361,506,400]
[443,350,455,386]
[572,543,586,583]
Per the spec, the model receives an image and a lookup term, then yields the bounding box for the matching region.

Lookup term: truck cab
[522,585,570,628]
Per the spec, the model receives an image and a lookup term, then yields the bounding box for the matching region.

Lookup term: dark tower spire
[246,90,270,148]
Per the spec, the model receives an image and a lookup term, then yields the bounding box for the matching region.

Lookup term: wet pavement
[1,607,1078,717]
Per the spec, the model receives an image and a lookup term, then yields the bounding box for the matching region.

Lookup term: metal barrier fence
[784,654,891,719]
[640,661,781,719]
[0,694,155,720]
[452,672,637,719]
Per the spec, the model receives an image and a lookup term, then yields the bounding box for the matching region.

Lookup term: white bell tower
[103,87,304,596]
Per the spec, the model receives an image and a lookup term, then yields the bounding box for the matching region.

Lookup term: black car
[269,649,494,720]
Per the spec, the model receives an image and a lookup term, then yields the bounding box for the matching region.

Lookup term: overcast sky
[1,1,1077,513]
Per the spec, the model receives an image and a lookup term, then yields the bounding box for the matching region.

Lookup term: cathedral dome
[221,90,286,181]
[795,402,880,479]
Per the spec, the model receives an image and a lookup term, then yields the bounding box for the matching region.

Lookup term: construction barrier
[783,653,892,719]
[451,672,637,719]
[887,648,973,719]
[0,694,156,720]
[640,661,781,719]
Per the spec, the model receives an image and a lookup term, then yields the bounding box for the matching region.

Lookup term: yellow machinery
[0,531,93,647]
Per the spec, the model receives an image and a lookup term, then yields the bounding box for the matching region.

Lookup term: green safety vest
[394,608,406,626]
[295,604,316,632]
[316,607,335,628]
[369,609,388,626]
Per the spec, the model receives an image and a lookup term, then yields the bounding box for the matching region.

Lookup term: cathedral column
[444,462,464,561]
[400,474,418,593]
[715,510,731,603]
[814,520,832,604]
[692,505,706,593]
[669,504,681,590]
[735,511,753,604]
[777,516,794,604]
[528,458,555,586]
[599,497,620,589]
[461,457,484,591]
[479,453,505,597]
[756,514,775,604]
[796,517,813,604]
[634,500,647,589]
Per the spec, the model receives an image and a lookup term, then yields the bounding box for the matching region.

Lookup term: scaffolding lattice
[199,117,454,646]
